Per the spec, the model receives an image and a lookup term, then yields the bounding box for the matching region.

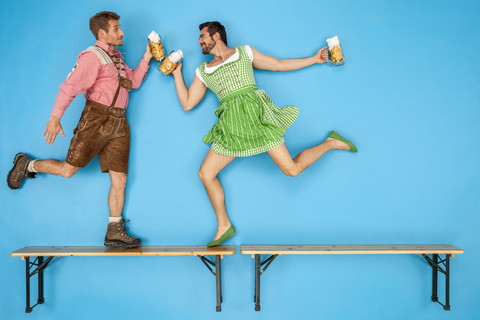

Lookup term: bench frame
[23,256,51,313]
[13,246,235,313]
[240,245,463,311]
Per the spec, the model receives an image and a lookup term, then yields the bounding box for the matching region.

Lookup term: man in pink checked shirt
[7,11,152,248]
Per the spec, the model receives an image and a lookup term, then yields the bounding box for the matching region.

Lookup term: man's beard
[107,38,123,47]
[202,41,215,54]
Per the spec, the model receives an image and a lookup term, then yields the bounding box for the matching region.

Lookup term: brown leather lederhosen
[65,46,133,173]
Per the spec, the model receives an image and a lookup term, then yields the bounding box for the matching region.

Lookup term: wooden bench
[240,244,464,311]
[11,246,235,313]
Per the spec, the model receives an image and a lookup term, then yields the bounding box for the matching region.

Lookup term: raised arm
[171,62,207,111]
[251,46,329,71]
[125,44,152,89]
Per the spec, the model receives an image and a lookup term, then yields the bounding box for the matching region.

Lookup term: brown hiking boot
[7,153,36,190]
[104,219,142,248]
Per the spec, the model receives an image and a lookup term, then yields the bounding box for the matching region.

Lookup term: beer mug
[158,50,183,75]
[326,36,344,66]
[148,31,166,61]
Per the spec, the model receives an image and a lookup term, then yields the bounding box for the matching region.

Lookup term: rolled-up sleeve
[51,52,100,119]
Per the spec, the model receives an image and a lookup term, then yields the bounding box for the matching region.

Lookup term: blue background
[1,0,479,319]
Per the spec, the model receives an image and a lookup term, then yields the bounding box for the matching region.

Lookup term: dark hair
[89,11,120,40]
[199,21,227,45]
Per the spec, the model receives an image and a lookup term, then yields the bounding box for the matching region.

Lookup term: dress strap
[237,45,250,62]
[198,62,207,74]
[237,45,245,58]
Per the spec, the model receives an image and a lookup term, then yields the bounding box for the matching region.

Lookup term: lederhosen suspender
[86,46,132,109]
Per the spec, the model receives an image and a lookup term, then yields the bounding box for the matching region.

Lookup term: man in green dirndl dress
[172,21,357,246]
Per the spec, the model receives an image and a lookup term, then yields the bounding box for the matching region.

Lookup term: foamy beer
[158,50,183,75]
[326,36,344,66]
[148,31,165,61]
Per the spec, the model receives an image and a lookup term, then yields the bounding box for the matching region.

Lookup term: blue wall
[1,0,479,319]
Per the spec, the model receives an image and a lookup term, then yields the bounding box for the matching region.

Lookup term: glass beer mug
[326,36,344,66]
[158,50,183,75]
[148,30,166,61]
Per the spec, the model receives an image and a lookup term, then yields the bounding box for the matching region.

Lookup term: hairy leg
[198,148,236,240]
[268,137,350,177]
[34,160,79,178]
[108,171,127,217]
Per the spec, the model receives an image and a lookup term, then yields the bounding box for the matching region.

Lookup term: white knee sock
[27,160,37,173]
[109,216,122,224]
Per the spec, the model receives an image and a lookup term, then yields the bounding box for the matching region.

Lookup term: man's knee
[110,172,127,189]
[62,164,79,178]
[283,166,300,177]
[198,168,213,183]
[198,169,206,183]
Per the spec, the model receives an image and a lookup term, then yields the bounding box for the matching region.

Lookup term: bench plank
[12,246,235,257]
[240,244,463,255]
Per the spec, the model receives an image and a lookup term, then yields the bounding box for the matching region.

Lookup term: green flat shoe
[328,131,358,152]
[207,225,236,247]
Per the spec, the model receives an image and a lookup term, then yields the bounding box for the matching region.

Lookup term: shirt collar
[95,40,120,56]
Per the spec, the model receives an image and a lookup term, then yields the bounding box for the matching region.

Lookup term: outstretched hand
[43,116,65,144]
[314,46,329,64]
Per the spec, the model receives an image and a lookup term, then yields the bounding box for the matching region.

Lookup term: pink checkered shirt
[51,40,149,119]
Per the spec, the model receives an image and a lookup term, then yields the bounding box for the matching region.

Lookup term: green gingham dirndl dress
[200,45,299,157]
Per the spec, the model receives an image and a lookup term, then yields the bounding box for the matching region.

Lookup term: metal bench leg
[444,255,450,311]
[38,256,45,305]
[22,256,54,313]
[25,257,32,313]
[255,254,261,311]
[215,255,222,312]
[423,253,452,311]
[253,254,277,311]
[198,255,223,312]
[431,254,438,303]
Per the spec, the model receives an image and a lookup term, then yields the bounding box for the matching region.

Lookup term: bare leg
[34,161,126,217]
[104,170,140,248]
[198,148,236,241]
[34,160,79,178]
[268,135,350,177]
[108,171,127,217]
